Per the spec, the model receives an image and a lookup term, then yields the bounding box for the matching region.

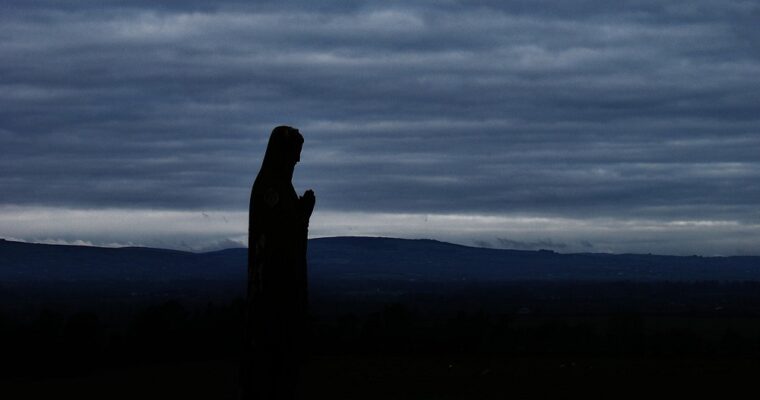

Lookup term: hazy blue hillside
[1,236,759,283]
[0,238,242,282]
[307,237,760,282]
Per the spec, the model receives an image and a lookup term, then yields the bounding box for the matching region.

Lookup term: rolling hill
[1,236,759,283]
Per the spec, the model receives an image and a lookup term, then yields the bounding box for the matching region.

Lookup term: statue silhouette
[241,126,315,399]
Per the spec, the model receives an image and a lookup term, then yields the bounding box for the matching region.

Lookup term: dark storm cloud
[1,0,759,228]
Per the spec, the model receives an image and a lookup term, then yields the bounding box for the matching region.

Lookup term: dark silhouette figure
[241,126,315,399]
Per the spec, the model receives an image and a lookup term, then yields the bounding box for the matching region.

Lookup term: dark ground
[4,239,760,397]
[4,355,759,399]
[4,281,760,399]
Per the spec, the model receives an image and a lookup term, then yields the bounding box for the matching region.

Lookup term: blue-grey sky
[1,0,759,254]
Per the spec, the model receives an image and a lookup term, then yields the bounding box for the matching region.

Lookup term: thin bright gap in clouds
[0,206,757,256]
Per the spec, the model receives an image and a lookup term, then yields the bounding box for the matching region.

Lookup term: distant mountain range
[2,236,760,283]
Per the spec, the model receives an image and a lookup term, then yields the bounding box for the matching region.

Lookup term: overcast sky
[1,0,759,255]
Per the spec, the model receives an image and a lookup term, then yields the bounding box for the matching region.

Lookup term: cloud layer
[1,1,759,254]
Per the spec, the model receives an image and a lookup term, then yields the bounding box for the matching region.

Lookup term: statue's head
[261,125,304,179]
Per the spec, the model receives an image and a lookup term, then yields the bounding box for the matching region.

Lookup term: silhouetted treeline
[5,280,760,381]
[310,279,760,316]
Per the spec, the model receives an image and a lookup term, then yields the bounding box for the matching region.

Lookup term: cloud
[1,207,758,256]
[1,1,759,254]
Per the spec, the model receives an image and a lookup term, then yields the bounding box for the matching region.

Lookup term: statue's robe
[242,126,310,400]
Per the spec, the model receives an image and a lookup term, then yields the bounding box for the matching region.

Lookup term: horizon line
[2,236,757,259]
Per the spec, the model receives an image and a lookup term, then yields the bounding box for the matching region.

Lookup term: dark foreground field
[5,355,760,399]
[3,238,760,398]
[4,282,760,399]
